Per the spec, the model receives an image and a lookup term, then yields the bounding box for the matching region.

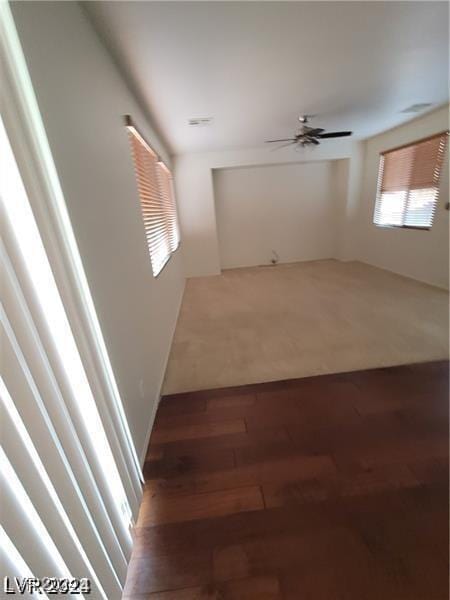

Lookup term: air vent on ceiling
[401,103,433,114]
[188,117,212,127]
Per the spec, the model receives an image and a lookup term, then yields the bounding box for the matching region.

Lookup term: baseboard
[356,259,449,291]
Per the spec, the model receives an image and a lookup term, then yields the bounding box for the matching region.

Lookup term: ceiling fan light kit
[266,115,352,150]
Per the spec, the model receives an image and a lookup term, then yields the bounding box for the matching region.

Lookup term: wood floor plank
[150,419,246,444]
[154,411,248,431]
[156,394,322,430]
[131,482,445,564]
[248,383,362,430]
[131,499,345,559]
[212,527,369,582]
[146,454,336,497]
[263,463,419,509]
[408,456,449,485]
[128,575,282,599]
[358,437,448,468]
[137,485,264,527]
[146,446,164,461]
[207,394,256,411]
[123,550,211,596]
[144,447,235,480]
[149,427,289,457]
[157,397,207,418]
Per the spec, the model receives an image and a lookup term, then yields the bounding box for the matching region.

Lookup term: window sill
[373,224,431,231]
[152,242,181,278]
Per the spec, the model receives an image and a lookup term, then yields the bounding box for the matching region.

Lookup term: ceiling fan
[265,115,352,149]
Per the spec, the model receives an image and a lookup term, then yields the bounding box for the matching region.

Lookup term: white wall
[175,139,361,276]
[357,106,449,289]
[11,1,185,462]
[335,143,366,262]
[174,154,220,277]
[214,161,336,269]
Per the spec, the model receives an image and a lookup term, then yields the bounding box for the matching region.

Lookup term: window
[373,132,448,229]
[126,116,180,276]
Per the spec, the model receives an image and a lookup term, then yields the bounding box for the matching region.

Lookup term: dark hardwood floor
[123,361,449,599]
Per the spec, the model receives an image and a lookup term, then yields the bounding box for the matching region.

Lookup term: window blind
[1,5,143,596]
[373,132,448,229]
[1,112,134,599]
[127,120,180,276]
[156,161,180,253]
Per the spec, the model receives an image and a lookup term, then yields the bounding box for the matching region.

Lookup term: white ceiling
[85,1,449,155]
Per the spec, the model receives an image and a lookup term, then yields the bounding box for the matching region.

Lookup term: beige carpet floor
[163,260,449,394]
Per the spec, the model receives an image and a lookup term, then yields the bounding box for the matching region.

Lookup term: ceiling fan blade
[316,131,352,139]
[270,141,297,151]
[303,128,324,137]
[265,138,296,143]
